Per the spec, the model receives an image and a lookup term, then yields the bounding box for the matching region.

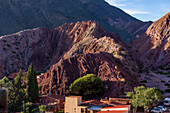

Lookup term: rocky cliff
[37,21,139,97]
[0,0,151,42]
[0,20,139,97]
[131,12,170,68]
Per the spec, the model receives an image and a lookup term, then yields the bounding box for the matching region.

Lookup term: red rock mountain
[37,21,139,97]
[0,21,139,97]
[131,12,170,68]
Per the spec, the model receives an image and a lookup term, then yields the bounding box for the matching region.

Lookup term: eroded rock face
[0,20,139,97]
[37,21,139,97]
[39,52,139,97]
[131,12,170,68]
[0,20,114,78]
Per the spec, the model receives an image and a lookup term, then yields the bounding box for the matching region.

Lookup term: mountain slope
[0,0,151,42]
[0,21,139,97]
[129,13,170,96]
[131,12,170,68]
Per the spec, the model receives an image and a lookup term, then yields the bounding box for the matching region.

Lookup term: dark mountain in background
[0,0,151,42]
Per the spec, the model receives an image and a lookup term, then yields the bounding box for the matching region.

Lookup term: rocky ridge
[37,21,139,97]
[131,12,170,68]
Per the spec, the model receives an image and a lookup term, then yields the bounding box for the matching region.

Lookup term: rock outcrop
[131,12,170,68]
[37,21,139,97]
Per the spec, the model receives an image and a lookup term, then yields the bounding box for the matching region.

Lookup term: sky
[105,0,170,22]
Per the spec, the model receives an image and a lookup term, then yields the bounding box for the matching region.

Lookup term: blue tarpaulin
[88,106,103,111]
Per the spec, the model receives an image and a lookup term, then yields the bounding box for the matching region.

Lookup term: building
[7,73,18,80]
[65,96,88,113]
[65,96,131,113]
[38,94,65,111]
[97,105,131,113]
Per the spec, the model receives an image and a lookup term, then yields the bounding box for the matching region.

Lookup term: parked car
[164,98,170,106]
[151,107,163,113]
[157,106,167,111]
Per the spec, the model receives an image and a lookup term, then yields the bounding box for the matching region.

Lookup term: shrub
[165,89,170,93]
[7,44,11,48]
[39,105,46,112]
[140,80,147,83]
[161,80,165,83]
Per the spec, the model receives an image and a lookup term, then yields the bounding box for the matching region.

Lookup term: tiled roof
[83,100,102,105]
[38,94,65,100]
[102,105,130,109]
[97,110,128,113]
[8,73,18,79]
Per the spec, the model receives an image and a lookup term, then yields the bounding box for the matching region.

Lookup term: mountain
[0,21,139,97]
[131,12,170,68]
[0,0,151,42]
[130,12,170,96]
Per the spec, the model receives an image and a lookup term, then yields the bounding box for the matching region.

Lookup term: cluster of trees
[127,86,162,111]
[0,64,38,112]
[69,74,105,99]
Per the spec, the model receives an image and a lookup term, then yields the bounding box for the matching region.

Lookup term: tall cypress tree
[26,64,38,103]
[8,69,25,112]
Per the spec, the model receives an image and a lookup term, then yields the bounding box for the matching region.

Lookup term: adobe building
[65,96,88,113]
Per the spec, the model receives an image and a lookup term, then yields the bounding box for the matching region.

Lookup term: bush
[161,80,165,83]
[25,102,39,113]
[39,105,46,112]
[165,89,170,93]
[140,80,147,83]
[165,83,170,88]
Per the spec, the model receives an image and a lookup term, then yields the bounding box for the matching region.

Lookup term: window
[74,108,76,112]
[41,99,45,104]
[81,108,84,113]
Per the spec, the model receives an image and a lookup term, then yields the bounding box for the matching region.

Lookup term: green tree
[0,76,12,88]
[8,70,26,112]
[69,74,105,99]
[127,86,162,111]
[26,64,38,103]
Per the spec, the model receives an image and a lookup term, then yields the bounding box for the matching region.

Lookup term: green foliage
[26,64,38,103]
[25,102,39,113]
[0,70,26,112]
[69,74,105,99]
[8,70,26,112]
[165,83,170,88]
[165,89,170,93]
[161,80,165,83]
[39,105,46,111]
[140,80,147,83]
[0,76,12,88]
[127,86,162,109]
[7,44,11,48]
